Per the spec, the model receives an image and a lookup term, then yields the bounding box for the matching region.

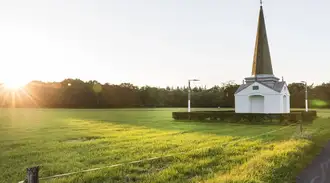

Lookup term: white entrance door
[250,95,264,113]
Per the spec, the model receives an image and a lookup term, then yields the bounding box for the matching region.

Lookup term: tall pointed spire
[251,3,273,76]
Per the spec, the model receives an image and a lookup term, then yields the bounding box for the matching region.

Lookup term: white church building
[234,4,290,114]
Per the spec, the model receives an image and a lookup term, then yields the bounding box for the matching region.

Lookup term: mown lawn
[1,108,330,183]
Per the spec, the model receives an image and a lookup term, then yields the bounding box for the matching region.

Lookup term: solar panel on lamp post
[188,79,199,113]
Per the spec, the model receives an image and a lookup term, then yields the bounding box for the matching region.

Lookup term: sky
[0,0,329,88]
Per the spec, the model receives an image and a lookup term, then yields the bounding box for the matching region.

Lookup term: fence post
[26,166,39,183]
[125,175,130,183]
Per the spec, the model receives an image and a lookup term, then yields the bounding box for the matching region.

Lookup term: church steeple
[251,3,273,76]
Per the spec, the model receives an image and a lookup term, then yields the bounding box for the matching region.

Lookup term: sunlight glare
[2,80,27,90]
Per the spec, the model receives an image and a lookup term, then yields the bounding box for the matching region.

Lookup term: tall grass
[0,108,329,183]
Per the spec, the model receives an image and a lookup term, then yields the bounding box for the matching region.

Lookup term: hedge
[172,110,317,124]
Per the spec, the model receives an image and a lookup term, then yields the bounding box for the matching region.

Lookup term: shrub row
[291,110,317,122]
[172,110,317,124]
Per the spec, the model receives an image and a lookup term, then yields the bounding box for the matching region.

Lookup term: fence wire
[18,124,297,183]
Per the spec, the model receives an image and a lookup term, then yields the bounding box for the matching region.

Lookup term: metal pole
[305,82,308,112]
[188,80,191,113]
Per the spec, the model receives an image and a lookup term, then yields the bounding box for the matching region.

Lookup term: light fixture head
[189,79,200,81]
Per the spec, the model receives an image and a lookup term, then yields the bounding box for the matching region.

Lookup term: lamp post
[301,81,308,112]
[188,79,199,112]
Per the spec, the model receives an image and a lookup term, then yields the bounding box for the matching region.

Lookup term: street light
[301,81,308,112]
[188,79,199,112]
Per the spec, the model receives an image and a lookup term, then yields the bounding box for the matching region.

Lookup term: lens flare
[2,80,26,90]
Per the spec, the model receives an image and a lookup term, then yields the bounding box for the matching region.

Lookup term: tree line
[0,79,329,108]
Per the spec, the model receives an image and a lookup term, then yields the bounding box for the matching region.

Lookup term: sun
[2,80,27,90]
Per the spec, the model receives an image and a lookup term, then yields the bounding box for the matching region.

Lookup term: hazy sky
[0,0,329,88]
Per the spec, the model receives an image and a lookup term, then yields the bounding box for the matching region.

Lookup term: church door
[250,95,264,113]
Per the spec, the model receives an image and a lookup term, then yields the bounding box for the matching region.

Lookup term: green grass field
[1,108,330,183]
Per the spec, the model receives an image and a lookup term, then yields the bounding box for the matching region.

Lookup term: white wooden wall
[235,82,290,114]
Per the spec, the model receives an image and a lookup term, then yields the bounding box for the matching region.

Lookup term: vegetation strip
[1,80,327,109]
[17,124,295,182]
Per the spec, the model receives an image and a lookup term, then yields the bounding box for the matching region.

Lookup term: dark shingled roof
[235,81,286,94]
[235,83,252,94]
[271,82,286,92]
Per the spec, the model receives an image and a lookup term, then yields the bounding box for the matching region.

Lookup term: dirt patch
[62,136,103,143]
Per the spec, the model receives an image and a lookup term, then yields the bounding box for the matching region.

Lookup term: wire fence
[19,124,300,183]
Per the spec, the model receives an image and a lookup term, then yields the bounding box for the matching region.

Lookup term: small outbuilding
[234,4,290,114]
